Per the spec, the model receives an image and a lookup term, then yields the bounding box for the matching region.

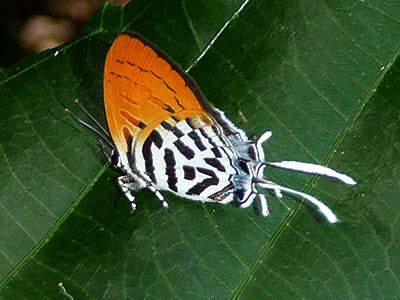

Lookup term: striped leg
[147,185,172,212]
[117,175,138,214]
[118,175,171,213]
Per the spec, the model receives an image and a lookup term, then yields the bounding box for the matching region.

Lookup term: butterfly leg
[117,175,139,214]
[147,185,172,212]
[118,174,171,213]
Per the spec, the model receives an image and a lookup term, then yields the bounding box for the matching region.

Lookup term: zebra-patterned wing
[134,113,241,202]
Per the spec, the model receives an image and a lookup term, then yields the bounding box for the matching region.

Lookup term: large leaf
[1,0,399,298]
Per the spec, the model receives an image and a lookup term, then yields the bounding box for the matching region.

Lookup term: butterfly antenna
[73,99,111,139]
[65,103,115,149]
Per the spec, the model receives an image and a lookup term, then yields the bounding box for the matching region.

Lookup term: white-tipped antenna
[73,99,110,139]
[267,161,357,185]
[257,180,339,223]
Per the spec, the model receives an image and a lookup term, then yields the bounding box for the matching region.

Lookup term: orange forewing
[103,32,206,153]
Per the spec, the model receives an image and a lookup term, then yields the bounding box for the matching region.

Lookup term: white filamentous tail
[257,180,339,223]
[258,194,269,217]
[267,161,357,185]
[255,131,272,162]
[257,131,272,144]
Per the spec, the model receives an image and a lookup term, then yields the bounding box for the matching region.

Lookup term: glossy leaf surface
[0,1,399,299]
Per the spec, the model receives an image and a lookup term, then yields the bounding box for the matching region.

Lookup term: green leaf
[1,0,399,299]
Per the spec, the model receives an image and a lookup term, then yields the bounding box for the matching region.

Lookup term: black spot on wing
[138,121,147,129]
[183,165,196,180]
[204,158,226,172]
[199,127,220,148]
[164,148,178,192]
[164,105,175,114]
[185,117,196,130]
[172,127,184,138]
[188,131,206,151]
[186,184,206,196]
[211,147,222,158]
[211,125,220,136]
[173,139,195,160]
[142,144,155,183]
[151,130,163,148]
[142,130,163,183]
[161,120,173,131]
[161,120,184,138]
[196,168,218,182]
[186,168,219,196]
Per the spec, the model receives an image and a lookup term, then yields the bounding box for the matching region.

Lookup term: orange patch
[103,32,207,153]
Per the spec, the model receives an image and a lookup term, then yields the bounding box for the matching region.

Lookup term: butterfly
[66,31,356,223]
